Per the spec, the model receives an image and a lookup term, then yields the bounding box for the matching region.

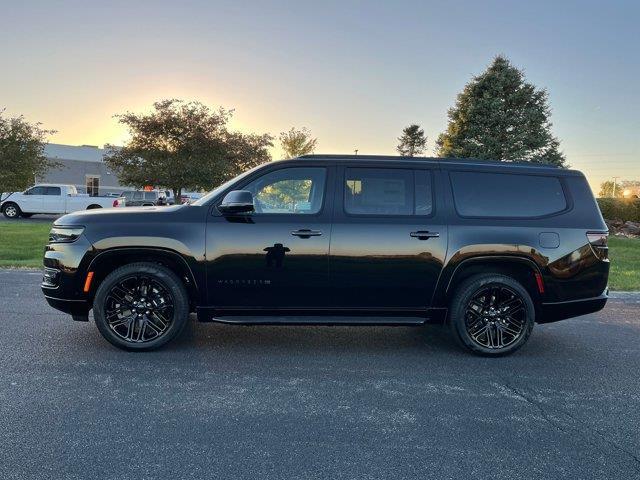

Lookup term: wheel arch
[86,247,201,309]
[86,204,103,209]
[434,255,544,311]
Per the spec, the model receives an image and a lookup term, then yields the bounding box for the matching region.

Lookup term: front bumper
[43,295,90,317]
[41,233,95,317]
[537,291,608,324]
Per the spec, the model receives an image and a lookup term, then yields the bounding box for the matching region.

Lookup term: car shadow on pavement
[167,319,473,357]
[65,310,634,363]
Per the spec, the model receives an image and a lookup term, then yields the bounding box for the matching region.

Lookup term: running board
[210,315,426,326]
[196,307,447,325]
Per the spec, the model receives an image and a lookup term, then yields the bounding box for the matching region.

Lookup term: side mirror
[218,190,254,214]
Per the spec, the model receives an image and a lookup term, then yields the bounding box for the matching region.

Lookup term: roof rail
[296,154,561,169]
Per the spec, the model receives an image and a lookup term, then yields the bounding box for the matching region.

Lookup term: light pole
[612,176,619,198]
[354,149,358,155]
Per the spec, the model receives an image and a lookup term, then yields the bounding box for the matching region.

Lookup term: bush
[597,198,640,222]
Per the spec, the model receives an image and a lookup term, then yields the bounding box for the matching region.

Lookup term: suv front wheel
[93,262,189,351]
[449,273,535,356]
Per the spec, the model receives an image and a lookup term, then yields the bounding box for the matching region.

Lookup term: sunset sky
[1,0,638,192]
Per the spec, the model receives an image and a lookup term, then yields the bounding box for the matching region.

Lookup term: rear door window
[144,192,156,201]
[45,187,61,195]
[450,171,567,218]
[344,168,433,216]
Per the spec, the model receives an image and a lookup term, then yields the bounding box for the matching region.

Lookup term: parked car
[1,184,125,218]
[41,155,609,355]
[121,190,168,207]
[179,192,204,204]
[164,190,176,205]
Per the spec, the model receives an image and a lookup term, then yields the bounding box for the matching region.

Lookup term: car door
[328,165,448,311]
[132,191,144,206]
[205,164,334,311]
[43,186,65,213]
[19,186,46,213]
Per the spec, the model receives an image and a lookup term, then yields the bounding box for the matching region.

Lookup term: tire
[93,262,189,351]
[2,202,22,219]
[448,273,535,356]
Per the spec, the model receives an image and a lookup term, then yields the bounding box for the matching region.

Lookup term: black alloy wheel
[464,284,526,349]
[449,274,535,356]
[104,274,174,343]
[93,262,189,351]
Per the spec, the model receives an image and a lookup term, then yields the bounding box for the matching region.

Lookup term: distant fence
[597,198,640,222]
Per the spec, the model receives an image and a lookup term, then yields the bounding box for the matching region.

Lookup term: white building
[37,143,126,196]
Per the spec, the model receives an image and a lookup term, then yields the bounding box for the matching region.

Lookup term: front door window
[242,167,326,214]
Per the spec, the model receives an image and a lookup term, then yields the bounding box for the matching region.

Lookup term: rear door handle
[291,229,322,238]
[410,231,439,240]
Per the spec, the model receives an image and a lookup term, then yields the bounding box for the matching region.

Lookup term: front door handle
[291,229,322,238]
[410,231,440,240]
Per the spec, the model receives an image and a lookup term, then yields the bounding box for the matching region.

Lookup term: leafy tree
[396,124,427,157]
[599,180,622,198]
[0,110,58,194]
[279,127,317,159]
[436,56,567,167]
[104,99,273,198]
[600,180,640,198]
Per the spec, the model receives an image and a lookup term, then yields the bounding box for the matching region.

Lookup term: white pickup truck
[0,184,125,219]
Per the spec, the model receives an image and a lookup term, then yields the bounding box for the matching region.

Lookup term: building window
[86,175,100,197]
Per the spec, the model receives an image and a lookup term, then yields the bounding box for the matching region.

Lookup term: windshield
[192,163,268,206]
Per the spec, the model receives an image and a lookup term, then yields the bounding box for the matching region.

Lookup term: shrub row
[597,198,640,222]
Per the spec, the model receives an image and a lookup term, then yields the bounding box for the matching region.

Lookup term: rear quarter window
[450,171,568,218]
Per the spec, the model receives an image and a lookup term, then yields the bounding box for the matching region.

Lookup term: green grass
[1,222,639,290]
[607,237,640,291]
[0,223,50,268]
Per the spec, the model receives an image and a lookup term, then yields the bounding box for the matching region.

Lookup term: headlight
[49,226,85,243]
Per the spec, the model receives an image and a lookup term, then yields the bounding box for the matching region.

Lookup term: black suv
[42,155,609,355]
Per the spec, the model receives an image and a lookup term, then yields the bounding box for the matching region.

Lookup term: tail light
[587,231,609,261]
[113,199,119,207]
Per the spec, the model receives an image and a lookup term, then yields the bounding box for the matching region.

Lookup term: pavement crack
[499,381,640,471]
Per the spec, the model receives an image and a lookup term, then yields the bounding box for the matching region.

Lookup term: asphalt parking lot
[0,269,639,479]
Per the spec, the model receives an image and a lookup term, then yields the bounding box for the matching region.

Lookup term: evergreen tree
[396,124,427,157]
[436,56,567,167]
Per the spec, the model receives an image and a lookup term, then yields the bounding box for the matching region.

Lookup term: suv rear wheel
[449,273,534,356]
[93,262,189,351]
[2,202,21,219]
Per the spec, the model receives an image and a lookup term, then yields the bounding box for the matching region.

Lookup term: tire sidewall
[450,274,535,356]
[93,263,189,351]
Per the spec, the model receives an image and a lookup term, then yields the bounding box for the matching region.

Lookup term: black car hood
[55,205,189,226]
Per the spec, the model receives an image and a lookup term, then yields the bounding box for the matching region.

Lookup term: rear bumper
[537,291,608,324]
